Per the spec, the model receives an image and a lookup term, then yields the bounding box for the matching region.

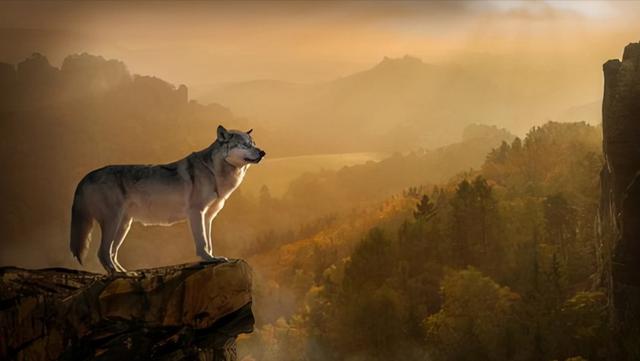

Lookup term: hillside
[238,121,605,361]
[280,124,515,218]
[201,55,599,155]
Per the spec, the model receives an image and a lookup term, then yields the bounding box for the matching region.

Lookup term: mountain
[199,55,593,155]
[200,56,456,154]
[556,100,601,124]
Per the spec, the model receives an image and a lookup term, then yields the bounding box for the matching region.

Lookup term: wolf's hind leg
[111,217,132,272]
[98,212,124,273]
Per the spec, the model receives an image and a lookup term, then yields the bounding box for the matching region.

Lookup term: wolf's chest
[216,166,248,198]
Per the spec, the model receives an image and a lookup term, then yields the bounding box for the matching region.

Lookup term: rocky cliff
[598,41,640,359]
[0,260,254,361]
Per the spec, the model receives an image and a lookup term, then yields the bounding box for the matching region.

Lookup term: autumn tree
[424,268,520,361]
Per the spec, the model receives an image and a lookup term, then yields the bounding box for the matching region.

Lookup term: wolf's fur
[70,125,265,273]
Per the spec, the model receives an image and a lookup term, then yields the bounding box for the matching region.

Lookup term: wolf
[69,125,265,273]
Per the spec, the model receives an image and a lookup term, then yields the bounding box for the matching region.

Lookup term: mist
[0,1,638,360]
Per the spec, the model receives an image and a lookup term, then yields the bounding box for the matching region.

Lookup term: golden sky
[0,0,638,93]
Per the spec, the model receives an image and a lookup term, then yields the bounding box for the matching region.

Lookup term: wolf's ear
[247,129,253,135]
[217,125,231,142]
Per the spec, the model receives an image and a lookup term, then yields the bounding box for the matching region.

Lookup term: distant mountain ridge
[200,54,600,155]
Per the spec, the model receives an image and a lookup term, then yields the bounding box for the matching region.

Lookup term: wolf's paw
[200,255,229,264]
[110,269,141,277]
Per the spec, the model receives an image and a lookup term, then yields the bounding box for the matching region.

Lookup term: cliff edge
[599,41,640,360]
[0,260,254,361]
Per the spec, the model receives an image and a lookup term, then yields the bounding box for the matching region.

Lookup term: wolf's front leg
[205,210,228,262]
[189,209,210,260]
[189,209,227,262]
[205,213,214,256]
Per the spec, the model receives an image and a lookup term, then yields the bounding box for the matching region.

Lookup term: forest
[239,121,606,361]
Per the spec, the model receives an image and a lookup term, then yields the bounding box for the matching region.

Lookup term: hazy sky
[1,1,638,91]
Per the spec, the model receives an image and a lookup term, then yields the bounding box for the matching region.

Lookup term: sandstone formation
[0,260,254,361]
[598,41,640,359]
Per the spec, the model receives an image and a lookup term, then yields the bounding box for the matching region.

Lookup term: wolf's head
[217,125,266,167]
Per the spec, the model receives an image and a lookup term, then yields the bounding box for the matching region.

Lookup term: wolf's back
[70,180,94,265]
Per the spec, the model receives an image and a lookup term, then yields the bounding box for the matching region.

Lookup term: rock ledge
[0,260,254,361]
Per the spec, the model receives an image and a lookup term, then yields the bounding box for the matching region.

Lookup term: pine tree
[543,193,576,263]
[414,194,437,221]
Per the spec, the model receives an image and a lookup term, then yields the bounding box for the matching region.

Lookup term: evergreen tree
[450,179,474,267]
[449,176,500,269]
[414,194,437,221]
[543,193,577,263]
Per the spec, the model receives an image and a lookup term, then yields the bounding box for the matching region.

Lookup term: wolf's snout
[245,149,266,163]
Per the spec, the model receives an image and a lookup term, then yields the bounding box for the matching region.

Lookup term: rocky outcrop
[1,53,193,109]
[0,260,254,361]
[598,41,640,359]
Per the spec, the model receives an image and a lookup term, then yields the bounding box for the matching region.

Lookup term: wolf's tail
[70,187,93,265]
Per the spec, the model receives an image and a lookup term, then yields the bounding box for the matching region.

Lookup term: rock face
[0,260,254,361]
[598,41,640,359]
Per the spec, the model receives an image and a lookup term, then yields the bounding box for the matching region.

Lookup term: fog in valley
[0,1,638,360]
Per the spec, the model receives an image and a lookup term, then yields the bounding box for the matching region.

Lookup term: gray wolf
[69,125,265,273]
